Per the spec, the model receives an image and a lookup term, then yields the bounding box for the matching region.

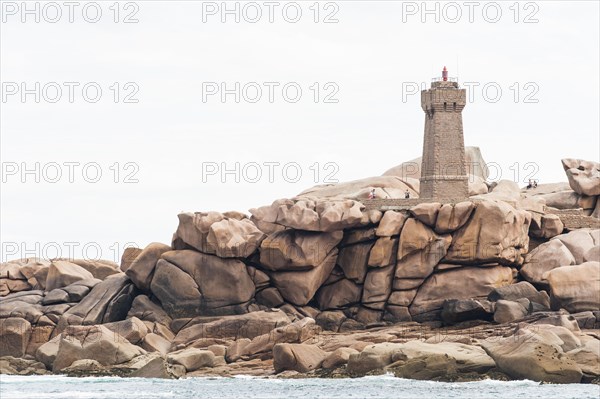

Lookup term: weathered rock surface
[174,212,265,258]
[562,158,600,196]
[0,318,31,357]
[409,266,514,318]
[172,310,290,346]
[521,239,576,286]
[270,251,338,306]
[259,230,342,271]
[395,219,451,283]
[447,200,530,266]
[434,201,475,234]
[45,261,94,291]
[167,348,215,371]
[376,211,407,237]
[273,343,328,373]
[53,325,145,372]
[56,274,138,331]
[150,250,255,318]
[493,299,529,323]
[545,261,600,313]
[482,325,583,383]
[251,198,365,232]
[125,242,171,292]
[297,177,418,202]
[316,279,362,310]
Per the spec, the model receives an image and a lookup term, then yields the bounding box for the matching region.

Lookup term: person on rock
[405,189,410,199]
[526,179,533,189]
[368,189,376,200]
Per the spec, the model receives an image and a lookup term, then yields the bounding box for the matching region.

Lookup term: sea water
[1,374,598,399]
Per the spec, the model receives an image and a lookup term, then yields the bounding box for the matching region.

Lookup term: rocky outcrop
[2,154,600,383]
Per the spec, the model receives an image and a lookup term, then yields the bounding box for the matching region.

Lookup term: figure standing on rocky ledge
[405,189,410,199]
[368,189,376,200]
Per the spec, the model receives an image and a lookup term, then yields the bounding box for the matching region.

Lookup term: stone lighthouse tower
[419,67,469,199]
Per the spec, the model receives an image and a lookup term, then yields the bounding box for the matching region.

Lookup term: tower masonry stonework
[419,69,469,200]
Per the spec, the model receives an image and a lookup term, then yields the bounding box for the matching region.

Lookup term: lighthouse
[419,67,469,200]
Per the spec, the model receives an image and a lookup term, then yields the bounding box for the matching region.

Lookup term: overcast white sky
[1,0,599,262]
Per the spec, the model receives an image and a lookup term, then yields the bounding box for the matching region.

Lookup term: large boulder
[45,261,94,291]
[446,200,530,266]
[440,299,494,324]
[434,201,475,234]
[368,237,398,267]
[545,262,600,313]
[0,317,31,357]
[409,203,441,227]
[376,211,407,237]
[362,265,395,307]
[395,219,452,283]
[125,242,172,292]
[493,299,529,323]
[56,274,138,331]
[552,229,598,264]
[347,342,403,375]
[521,239,576,286]
[127,295,172,326]
[259,230,342,271]
[52,324,145,372]
[389,341,495,374]
[481,325,583,383]
[337,241,375,283]
[167,348,214,371]
[270,250,338,306]
[488,281,550,308]
[273,343,328,373]
[562,158,600,196]
[150,250,255,318]
[174,212,265,258]
[66,259,121,280]
[409,266,514,318]
[316,279,362,310]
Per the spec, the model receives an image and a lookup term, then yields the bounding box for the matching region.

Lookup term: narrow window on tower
[453,102,457,111]
[444,102,447,111]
